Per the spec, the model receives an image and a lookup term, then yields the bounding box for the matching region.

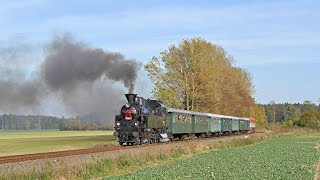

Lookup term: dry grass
[2,127,318,180]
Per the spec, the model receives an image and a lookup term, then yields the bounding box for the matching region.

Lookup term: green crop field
[108,132,320,179]
[0,130,116,156]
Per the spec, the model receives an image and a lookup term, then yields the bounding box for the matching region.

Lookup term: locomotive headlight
[116,122,120,126]
[134,122,139,126]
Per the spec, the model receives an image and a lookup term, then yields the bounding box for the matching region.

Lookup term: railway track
[0,133,251,164]
[0,145,134,164]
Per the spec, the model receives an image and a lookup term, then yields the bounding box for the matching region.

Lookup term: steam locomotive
[114,94,256,146]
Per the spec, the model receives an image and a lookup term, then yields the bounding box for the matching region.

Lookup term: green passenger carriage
[230,116,240,133]
[239,118,250,133]
[167,108,252,139]
[221,116,232,134]
[193,112,209,136]
[207,113,222,136]
[167,108,193,136]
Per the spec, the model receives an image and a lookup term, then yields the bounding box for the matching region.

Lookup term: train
[114,93,256,146]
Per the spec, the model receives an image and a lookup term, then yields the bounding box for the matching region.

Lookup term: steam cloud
[0,34,141,121]
[42,35,140,93]
[0,80,44,113]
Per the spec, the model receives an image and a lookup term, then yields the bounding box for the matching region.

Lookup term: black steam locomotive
[114,94,255,146]
[114,94,169,146]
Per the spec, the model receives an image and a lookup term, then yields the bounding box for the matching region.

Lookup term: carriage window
[174,114,181,122]
[196,116,204,123]
[214,118,220,124]
[202,116,206,123]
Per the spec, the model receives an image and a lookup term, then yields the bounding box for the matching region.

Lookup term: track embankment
[0,133,264,176]
[0,133,252,164]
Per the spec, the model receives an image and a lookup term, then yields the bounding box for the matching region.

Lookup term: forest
[0,113,112,130]
[264,101,320,128]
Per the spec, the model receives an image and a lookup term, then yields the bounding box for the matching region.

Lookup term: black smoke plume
[0,34,142,122]
[0,80,44,113]
[42,35,140,93]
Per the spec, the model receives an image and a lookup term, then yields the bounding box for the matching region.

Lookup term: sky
[1,0,319,105]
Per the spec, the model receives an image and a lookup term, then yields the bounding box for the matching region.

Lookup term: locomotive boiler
[114,94,170,146]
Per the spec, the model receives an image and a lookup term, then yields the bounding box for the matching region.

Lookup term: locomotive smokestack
[125,94,137,104]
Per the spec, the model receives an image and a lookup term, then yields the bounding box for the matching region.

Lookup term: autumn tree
[286,104,300,126]
[300,101,320,128]
[245,104,266,130]
[145,38,254,116]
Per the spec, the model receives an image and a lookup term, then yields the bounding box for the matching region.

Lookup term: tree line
[0,114,114,130]
[59,114,113,130]
[264,101,320,128]
[0,114,60,130]
[1,101,319,130]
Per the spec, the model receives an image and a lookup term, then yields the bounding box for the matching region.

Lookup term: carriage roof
[167,108,193,114]
[167,108,250,121]
[206,113,224,118]
[167,108,207,116]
